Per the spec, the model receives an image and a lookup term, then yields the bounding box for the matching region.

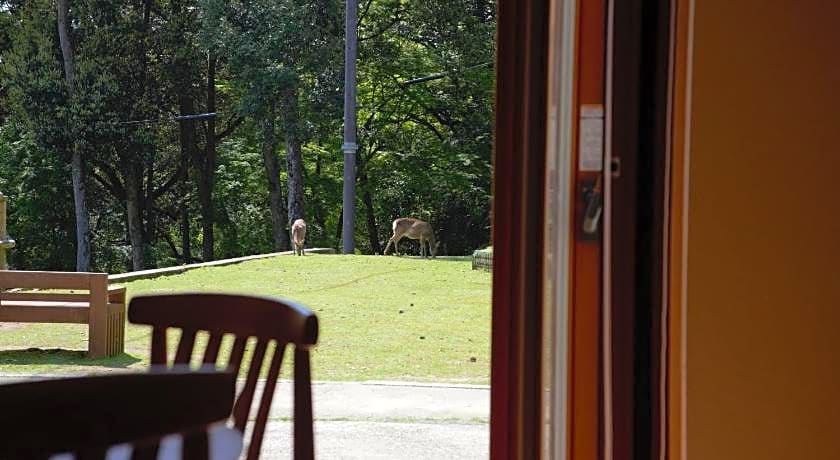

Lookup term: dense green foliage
[0,255,491,384]
[0,0,494,272]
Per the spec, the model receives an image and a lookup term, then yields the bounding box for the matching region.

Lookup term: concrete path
[0,375,489,459]
[258,421,487,459]
[255,381,489,459]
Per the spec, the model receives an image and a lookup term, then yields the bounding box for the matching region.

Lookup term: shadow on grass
[296,267,417,294]
[0,349,142,369]
[383,255,473,262]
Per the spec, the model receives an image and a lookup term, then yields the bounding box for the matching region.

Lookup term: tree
[56,0,91,271]
[213,0,342,250]
[353,0,495,254]
[0,0,495,272]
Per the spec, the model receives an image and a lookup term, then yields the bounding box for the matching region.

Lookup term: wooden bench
[0,271,126,358]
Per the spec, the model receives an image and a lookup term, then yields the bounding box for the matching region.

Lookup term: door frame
[491,0,676,458]
[490,0,551,458]
[604,0,673,458]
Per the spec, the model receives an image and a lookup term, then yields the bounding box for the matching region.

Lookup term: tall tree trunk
[180,207,191,264]
[70,152,91,271]
[178,95,196,264]
[335,209,343,248]
[143,149,156,268]
[179,126,195,264]
[57,0,91,271]
[261,115,290,251]
[126,0,153,271]
[199,52,217,261]
[169,0,194,264]
[360,171,381,254]
[216,207,237,259]
[124,160,145,271]
[313,154,326,236]
[284,90,305,224]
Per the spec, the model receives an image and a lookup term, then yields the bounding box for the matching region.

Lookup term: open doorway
[0,1,496,458]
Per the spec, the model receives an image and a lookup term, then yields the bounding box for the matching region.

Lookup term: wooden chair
[128,293,319,460]
[0,369,237,459]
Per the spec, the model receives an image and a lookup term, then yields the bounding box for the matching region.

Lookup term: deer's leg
[383,237,394,255]
[394,237,400,255]
[421,238,427,258]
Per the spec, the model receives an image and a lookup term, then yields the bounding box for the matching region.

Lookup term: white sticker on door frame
[579,104,604,172]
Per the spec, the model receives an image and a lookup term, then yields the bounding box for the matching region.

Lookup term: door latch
[581,177,603,240]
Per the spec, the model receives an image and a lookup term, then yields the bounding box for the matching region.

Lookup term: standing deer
[383,217,439,258]
[291,219,307,256]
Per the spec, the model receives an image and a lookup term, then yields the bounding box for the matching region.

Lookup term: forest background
[0,0,494,272]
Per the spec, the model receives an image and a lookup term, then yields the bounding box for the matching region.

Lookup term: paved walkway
[0,375,489,459]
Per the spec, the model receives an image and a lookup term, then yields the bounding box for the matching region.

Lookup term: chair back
[0,369,236,459]
[128,293,319,460]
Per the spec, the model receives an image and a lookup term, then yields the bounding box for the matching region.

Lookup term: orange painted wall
[683,0,840,458]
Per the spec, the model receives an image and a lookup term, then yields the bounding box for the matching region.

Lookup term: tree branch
[215,115,243,141]
[357,0,376,28]
[408,114,445,141]
[90,170,125,201]
[152,206,179,221]
[359,11,403,42]
[160,229,183,261]
[91,161,126,200]
[151,161,186,201]
[364,143,382,162]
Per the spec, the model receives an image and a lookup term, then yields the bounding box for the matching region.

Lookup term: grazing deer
[291,219,307,256]
[383,217,439,258]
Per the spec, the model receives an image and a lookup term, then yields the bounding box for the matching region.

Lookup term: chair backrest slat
[174,328,197,364]
[228,335,248,376]
[203,333,223,365]
[182,430,210,459]
[78,445,107,460]
[128,293,318,460]
[294,349,315,460]
[151,327,168,365]
[233,338,269,432]
[247,343,286,460]
[131,443,160,460]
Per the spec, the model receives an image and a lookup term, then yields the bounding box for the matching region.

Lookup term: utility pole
[342,0,358,254]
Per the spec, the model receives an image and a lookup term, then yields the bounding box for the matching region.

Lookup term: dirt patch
[0,323,26,331]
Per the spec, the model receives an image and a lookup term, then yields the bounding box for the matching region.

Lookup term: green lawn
[0,255,491,384]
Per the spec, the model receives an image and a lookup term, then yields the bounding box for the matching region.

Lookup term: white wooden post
[0,192,15,270]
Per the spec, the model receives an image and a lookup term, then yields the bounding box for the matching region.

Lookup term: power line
[116,112,218,126]
[400,62,493,86]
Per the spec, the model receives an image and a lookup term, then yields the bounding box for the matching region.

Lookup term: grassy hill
[0,255,491,384]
